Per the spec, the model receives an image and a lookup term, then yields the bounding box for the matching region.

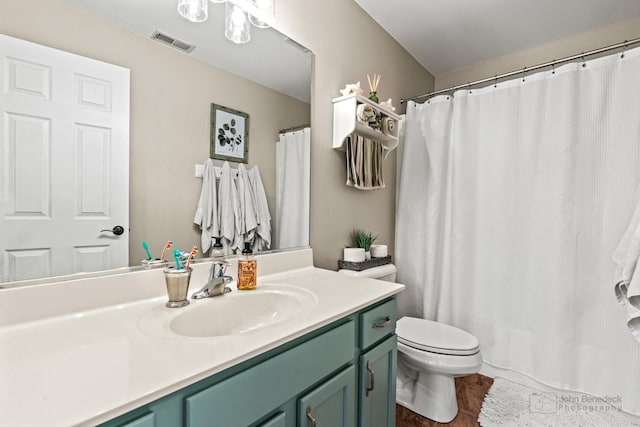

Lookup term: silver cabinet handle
[306,404,317,427]
[366,360,375,396]
[372,316,391,329]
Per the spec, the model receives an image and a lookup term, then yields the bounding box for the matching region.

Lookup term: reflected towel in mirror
[193,159,219,254]
[249,165,271,251]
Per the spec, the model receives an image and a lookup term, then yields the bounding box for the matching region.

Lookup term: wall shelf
[332,93,402,154]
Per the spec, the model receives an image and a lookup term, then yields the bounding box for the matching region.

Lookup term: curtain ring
[551,62,556,75]
[522,67,527,82]
[581,54,586,68]
[494,75,498,88]
[467,82,472,94]
[621,41,627,59]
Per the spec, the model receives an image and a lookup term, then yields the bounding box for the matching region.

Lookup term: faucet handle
[212,260,230,278]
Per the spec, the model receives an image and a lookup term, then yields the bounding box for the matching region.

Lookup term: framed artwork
[210,104,250,163]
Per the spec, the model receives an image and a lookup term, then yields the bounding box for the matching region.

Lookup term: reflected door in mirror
[0,35,130,282]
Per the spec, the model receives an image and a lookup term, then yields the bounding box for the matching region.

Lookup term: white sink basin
[168,284,317,337]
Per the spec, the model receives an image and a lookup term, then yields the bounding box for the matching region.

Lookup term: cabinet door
[119,413,155,427]
[358,335,397,427]
[297,365,356,427]
[257,411,286,427]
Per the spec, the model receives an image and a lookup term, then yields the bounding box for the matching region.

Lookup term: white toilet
[339,264,483,423]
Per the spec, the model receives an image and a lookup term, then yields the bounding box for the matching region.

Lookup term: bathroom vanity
[0,249,404,426]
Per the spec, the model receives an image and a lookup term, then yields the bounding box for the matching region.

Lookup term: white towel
[236,164,258,249]
[249,165,271,252]
[613,190,640,341]
[218,161,240,255]
[193,159,219,255]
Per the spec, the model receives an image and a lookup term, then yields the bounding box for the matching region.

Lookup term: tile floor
[395,374,494,427]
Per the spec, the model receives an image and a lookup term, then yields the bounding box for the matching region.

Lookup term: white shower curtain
[396,47,640,415]
[275,127,310,249]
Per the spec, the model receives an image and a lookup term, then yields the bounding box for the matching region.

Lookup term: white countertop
[0,249,404,426]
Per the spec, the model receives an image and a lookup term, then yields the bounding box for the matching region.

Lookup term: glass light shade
[248,0,274,28]
[178,0,208,22]
[225,3,251,44]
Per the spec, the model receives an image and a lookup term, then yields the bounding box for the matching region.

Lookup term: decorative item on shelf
[343,247,366,263]
[340,81,364,97]
[350,228,378,260]
[370,244,388,258]
[380,98,396,112]
[367,73,381,103]
[381,117,395,135]
[356,103,376,125]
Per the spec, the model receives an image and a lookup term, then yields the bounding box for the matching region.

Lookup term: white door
[0,34,130,282]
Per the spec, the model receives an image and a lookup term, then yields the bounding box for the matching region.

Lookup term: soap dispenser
[211,237,224,259]
[237,242,257,290]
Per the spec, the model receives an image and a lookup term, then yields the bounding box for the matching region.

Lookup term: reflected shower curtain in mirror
[396,48,640,415]
[275,128,310,249]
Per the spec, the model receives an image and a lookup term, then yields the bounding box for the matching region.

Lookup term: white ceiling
[355,0,640,76]
[58,0,312,103]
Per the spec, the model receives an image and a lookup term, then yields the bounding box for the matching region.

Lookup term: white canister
[344,247,366,263]
[370,244,388,258]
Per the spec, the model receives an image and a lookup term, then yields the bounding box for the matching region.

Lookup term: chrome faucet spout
[192,260,233,299]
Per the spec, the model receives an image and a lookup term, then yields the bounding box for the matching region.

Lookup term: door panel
[0,34,129,282]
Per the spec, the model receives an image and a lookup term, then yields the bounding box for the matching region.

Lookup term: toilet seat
[397,317,479,356]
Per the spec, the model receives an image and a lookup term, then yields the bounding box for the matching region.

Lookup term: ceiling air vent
[150,31,195,53]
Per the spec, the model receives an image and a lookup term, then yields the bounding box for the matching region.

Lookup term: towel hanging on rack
[345,135,385,190]
[193,159,219,255]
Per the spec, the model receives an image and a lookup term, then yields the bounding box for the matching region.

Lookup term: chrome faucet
[191,260,233,299]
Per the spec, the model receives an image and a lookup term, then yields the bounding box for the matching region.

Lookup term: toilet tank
[338,264,397,282]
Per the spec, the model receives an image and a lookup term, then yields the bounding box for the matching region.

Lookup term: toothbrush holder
[142,258,168,270]
[163,267,192,308]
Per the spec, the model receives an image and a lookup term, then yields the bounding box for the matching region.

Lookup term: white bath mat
[478,378,637,426]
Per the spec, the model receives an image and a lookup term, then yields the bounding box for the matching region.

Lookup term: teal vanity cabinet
[100,297,397,427]
[358,299,398,427]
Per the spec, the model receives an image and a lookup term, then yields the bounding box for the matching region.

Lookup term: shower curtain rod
[401,37,640,104]
[278,124,310,134]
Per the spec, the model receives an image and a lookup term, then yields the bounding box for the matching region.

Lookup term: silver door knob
[100,225,125,235]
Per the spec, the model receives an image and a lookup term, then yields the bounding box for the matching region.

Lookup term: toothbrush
[185,246,198,270]
[173,249,183,270]
[142,241,152,260]
[160,240,174,261]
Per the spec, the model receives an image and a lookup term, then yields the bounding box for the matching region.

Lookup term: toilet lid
[397,317,480,356]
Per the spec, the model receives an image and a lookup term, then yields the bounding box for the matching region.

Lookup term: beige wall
[436,16,640,91]
[0,0,310,264]
[274,0,435,269]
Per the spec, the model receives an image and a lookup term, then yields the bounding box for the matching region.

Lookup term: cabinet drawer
[185,320,356,427]
[359,299,397,349]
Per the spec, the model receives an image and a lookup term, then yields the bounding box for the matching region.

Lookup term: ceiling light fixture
[248,0,274,29]
[177,0,275,44]
[177,0,208,22]
[225,2,251,44]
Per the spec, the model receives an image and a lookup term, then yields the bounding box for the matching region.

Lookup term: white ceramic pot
[344,248,366,262]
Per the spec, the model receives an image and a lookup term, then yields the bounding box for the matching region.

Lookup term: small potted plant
[350,229,378,260]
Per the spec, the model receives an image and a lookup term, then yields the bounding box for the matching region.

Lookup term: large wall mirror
[0,0,312,286]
